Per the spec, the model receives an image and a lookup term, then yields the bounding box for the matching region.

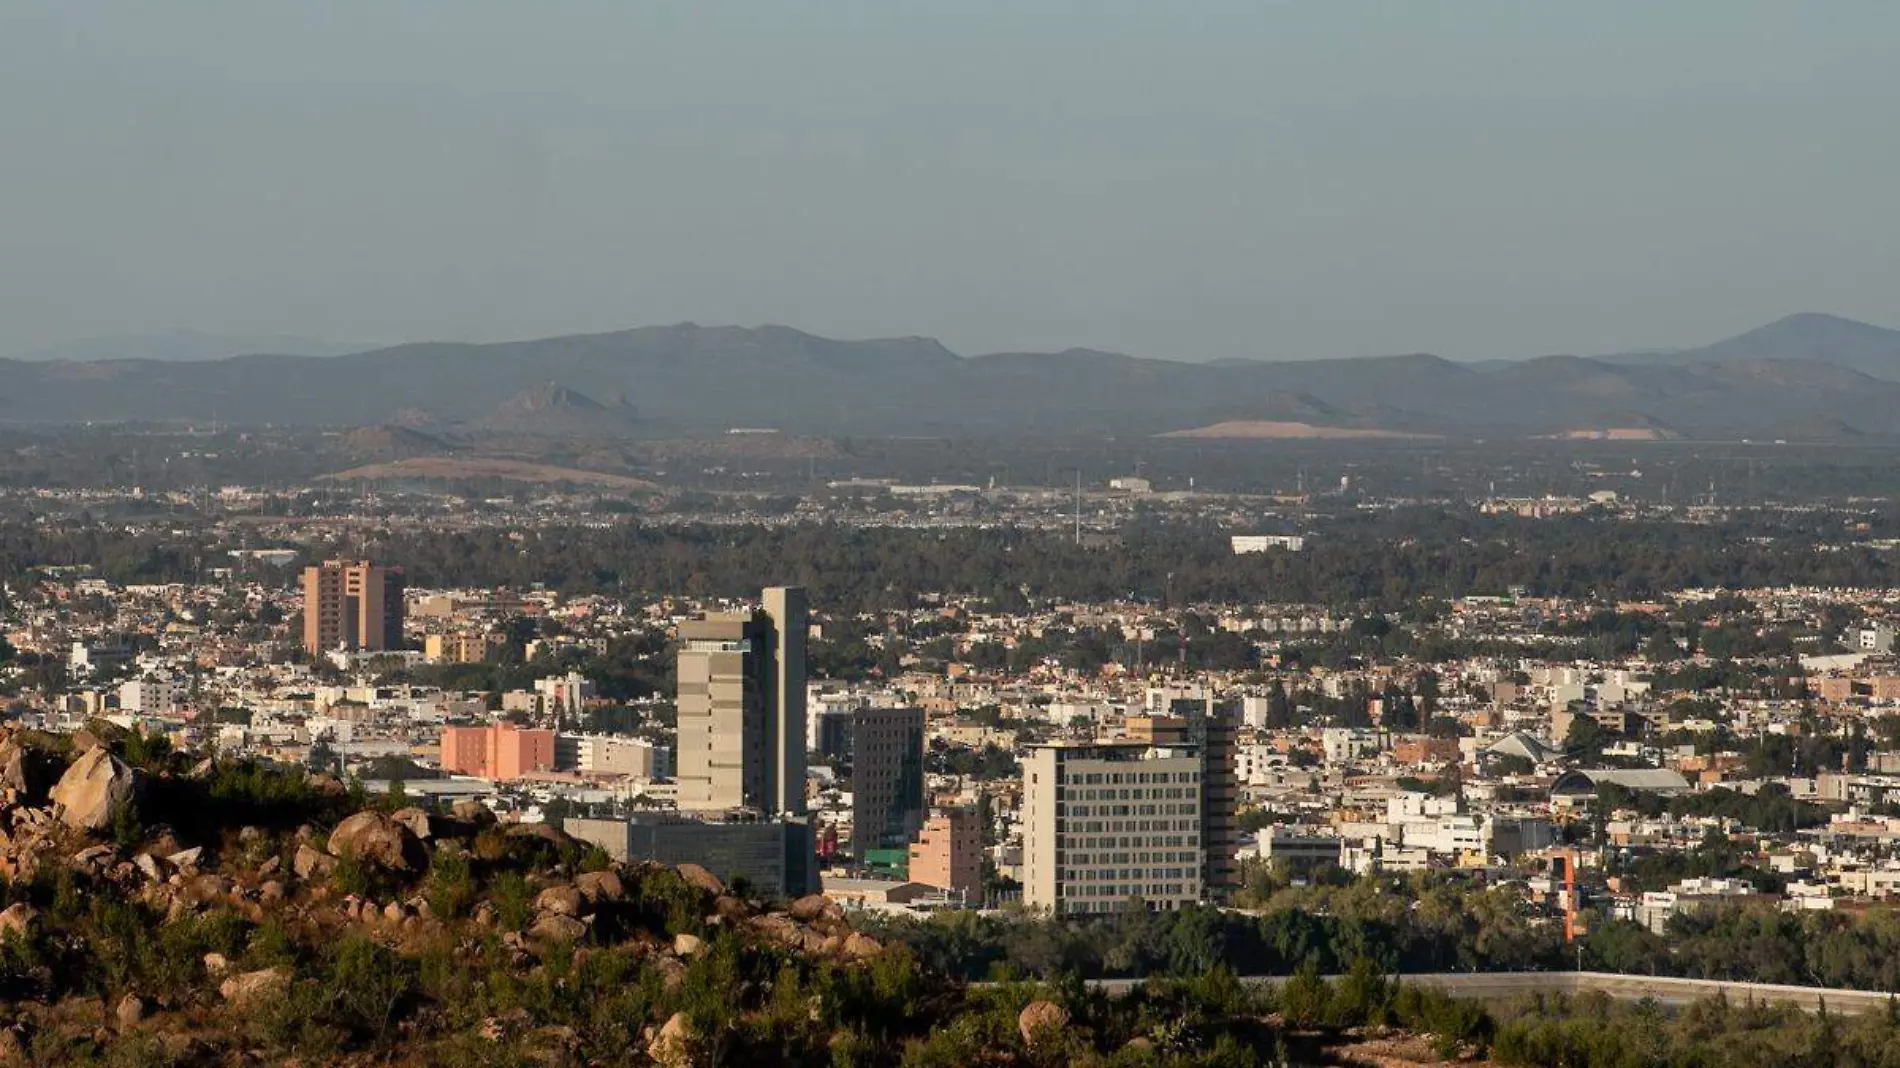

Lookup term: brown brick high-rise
[301,560,406,655]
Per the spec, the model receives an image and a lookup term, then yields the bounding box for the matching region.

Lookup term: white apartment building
[118,675,180,716]
[1021,742,1205,915]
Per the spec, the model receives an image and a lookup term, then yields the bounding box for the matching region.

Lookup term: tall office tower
[1129,686,1241,901]
[849,706,925,861]
[301,559,406,656]
[762,587,808,816]
[675,586,808,815]
[1021,742,1206,915]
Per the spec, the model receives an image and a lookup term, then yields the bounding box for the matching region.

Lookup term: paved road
[1078,971,1896,1016]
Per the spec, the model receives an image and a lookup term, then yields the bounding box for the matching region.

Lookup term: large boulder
[1018,1000,1070,1048]
[529,913,589,943]
[575,870,624,904]
[675,863,724,896]
[789,894,842,925]
[388,807,435,841]
[534,884,584,918]
[0,903,37,939]
[49,748,138,832]
[327,811,425,872]
[647,1012,695,1068]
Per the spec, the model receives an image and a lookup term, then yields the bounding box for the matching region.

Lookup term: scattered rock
[575,870,624,903]
[219,967,289,1006]
[647,1012,694,1068]
[203,952,230,976]
[389,806,434,841]
[0,740,49,805]
[450,799,495,826]
[70,843,117,874]
[789,893,841,924]
[133,853,166,882]
[0,902,37,938]
[842,932,882,959]
[48,748,139,832]
[258,856,281,876]
[529,913,589,943]
[752,914,824,953]
[327,811,425,872]
[166,846,203,871]
[676,863,724,896]
[535,884,584,918]
[1018,1000,1070,1048]
[293,843,334,880]
[504,822,572,847]
[384,901,409,924]
[115,994,145,1029]
[672,932,705,957]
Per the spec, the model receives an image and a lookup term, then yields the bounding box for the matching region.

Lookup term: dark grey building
[565,813,819,898]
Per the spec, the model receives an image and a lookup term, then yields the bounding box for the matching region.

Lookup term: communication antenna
[1074,469,1082,546]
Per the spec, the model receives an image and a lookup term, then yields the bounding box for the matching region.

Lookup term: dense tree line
[4,507,1897,612]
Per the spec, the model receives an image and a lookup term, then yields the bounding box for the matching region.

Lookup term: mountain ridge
[4,314,1899,440]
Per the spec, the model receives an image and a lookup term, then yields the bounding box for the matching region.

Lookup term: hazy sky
[2,2,1896,361]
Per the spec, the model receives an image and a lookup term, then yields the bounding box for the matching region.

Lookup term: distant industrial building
[566,814,819,899]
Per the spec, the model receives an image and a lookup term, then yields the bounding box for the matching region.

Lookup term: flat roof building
[1022,742,1205,915]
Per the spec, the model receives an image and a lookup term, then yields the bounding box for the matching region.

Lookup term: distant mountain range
[5,314,1900,440]
[13,329,370,363]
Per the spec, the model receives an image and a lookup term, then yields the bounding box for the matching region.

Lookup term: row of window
[1060,803,1197,819]
[1062,855,1197,870]
[1058,883,1194,899]
[1058,824,1200,839]
[1060,770,1200,786]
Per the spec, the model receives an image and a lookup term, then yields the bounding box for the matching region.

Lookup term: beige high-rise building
[674,586,808,815]
[1022,742,1205,915]
[301,560,405,656]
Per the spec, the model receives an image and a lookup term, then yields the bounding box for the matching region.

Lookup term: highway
[1076,971,1898,1016]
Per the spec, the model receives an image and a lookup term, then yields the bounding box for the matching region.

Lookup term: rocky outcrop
[48,748,138,831]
